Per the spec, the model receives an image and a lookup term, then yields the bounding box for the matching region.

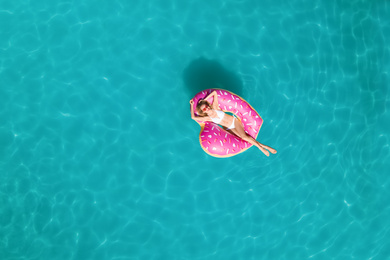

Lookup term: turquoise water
[1,0,389,259]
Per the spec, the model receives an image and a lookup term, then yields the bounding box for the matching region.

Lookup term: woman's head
[196,100,211,116]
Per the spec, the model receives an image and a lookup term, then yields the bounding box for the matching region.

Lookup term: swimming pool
[1,0,389,259]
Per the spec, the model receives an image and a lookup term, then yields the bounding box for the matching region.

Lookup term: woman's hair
[196,100,210,116]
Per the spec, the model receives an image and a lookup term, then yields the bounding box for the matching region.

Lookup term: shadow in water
[183,57,243,97]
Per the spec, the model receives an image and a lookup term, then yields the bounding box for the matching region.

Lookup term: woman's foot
[261,144,277,154]
[258,146,270,157]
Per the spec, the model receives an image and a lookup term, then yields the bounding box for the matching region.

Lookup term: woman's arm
[205,91,219,110]
[204,90,216,101]
[190,100,196,118]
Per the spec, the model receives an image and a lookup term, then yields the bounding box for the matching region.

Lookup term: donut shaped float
[191,89,263,158]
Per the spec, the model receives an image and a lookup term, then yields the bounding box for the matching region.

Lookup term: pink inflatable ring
[191,89,263,158]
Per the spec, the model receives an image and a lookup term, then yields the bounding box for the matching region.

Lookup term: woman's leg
[229,120,270,156]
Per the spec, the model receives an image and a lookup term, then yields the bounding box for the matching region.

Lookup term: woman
[190,90,277,157]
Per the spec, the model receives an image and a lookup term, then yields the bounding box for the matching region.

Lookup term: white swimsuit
[210,110,236,129]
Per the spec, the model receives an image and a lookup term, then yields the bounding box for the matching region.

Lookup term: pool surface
[1,0,389,259]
